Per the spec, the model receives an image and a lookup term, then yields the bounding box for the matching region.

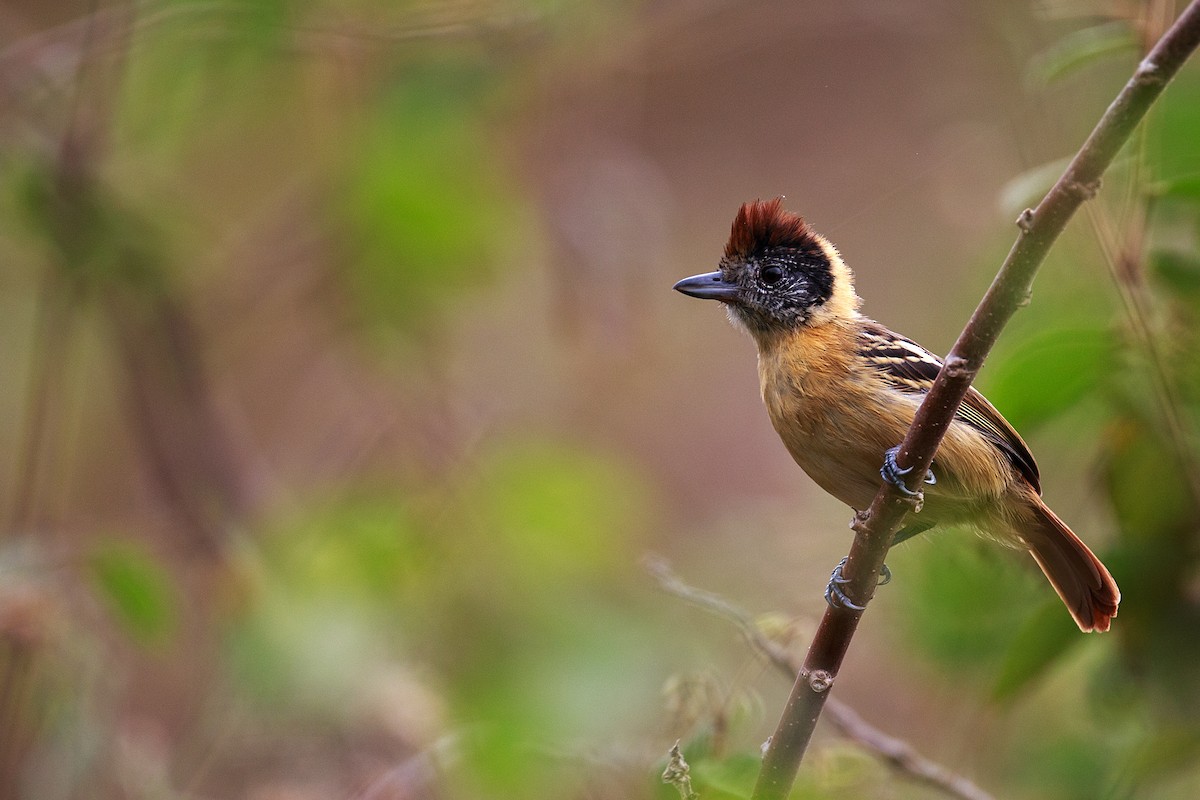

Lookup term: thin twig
[8,275,76,532]
[6,0,108,533]
[751,4,1200,799]
[661,740,700,800]
[645,557,995,800]
[1085,202,1200,508]
[24,2,266,557]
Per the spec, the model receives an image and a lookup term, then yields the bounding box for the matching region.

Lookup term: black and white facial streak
[722,246,835,334]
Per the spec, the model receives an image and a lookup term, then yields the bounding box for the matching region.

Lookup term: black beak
[673,271,740,302]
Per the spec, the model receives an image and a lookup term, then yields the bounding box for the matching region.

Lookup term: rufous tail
[1022,499,1120,632]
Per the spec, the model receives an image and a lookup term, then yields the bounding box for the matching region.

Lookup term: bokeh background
[3,1,1200,798]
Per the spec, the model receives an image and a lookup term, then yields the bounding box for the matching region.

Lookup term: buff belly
[761,368,1011,528]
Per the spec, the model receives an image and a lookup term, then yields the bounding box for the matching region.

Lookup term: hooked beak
[673,271,740,302]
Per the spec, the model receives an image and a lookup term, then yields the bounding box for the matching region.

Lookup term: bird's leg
[826,520,938,609]
[824,557,893,610]
[880,446,936,498]
[825,557,864,610]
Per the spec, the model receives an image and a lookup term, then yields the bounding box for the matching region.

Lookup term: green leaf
[474,441,647,586]
[335,63,524,334]
[998,158,1071,219]
[1151,248,1200,296]
[1104,419,1193,542]
[89,539,177,647]
[992,600,1079,701]
[270,498,430,602]
[891,541,1038,674]
[983,326,1112,429]
[1148,71,1200,185]
[1122,727,1200,786]
[690,753,759,799]
[1026,21,1136,87]
[1010,729,1110,800]
[1149,175,1200,200]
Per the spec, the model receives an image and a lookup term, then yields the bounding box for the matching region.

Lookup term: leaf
[982,326,1112,429]
[271,499,430,602]
[335,63,523,334]
[1148,71,1200,185]
[1011,730,1110,799]
[1026,21,1136,87]
[1121,727,1200,786]
[998,158,1072,220]
[1148,175,1200,200]
[1104,418,1193,541]
[1151,248,1200,296]
[891,542,1038,674]
[992,600,1079,701]
[690,753,759,799]
[89,539,177,647]
[474,441,647,586]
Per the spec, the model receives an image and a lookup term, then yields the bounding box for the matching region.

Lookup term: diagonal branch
[752,4,1200,799]
[645,557,995,800]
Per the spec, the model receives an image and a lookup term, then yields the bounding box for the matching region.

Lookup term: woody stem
[751,3,1200,799]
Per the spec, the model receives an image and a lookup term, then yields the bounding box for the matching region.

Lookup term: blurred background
[2,0,1200,798]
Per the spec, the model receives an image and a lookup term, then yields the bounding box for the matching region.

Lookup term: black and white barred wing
[858,320,1041,493]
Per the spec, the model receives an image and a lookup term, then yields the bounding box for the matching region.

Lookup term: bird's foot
[825,558,864,610]
[880,446,936,498]
[824,558,892,611]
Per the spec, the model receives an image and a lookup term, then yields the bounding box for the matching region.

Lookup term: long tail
[1020,498,1120,632]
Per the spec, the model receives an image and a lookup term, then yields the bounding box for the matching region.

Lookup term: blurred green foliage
[217,440,658,797]
[1025,21,1137,87]
[335,64,522,334]
[886,18,1200,800]
[984,326,1112,430]
[2,2,1200,800]
[89,538,179,647]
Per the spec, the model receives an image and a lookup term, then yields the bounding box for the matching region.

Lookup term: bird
[673,197,1120,632]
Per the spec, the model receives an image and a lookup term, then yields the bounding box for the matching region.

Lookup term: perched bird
[674,198,1120,632]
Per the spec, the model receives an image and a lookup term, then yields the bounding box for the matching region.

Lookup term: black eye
[760,265,784,285]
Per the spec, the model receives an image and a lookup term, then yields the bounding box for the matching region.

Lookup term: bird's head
[674,198,859,339]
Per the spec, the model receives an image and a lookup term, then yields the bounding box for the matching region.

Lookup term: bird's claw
[824,558,892,610]
[825,558,865,610]
[880,446,936,498]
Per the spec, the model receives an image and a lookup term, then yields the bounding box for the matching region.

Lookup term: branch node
[942,355,972,378]
[1067,178,1102,200]
[849,510,871,534]
[1016,208,1035,232]
[806,668,835,693]
[1135,57,1166,85]
[653,561,999,799]
[751,5,1200,794]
